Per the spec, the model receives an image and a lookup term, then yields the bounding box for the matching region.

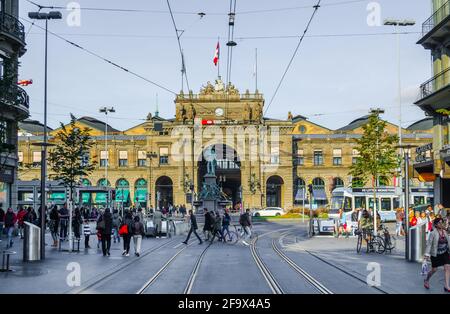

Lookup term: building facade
[414,0,450,207]
[0,0,28,210]
[18,80,433,211]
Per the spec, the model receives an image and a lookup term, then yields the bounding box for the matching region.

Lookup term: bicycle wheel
[373,236,386,254]
[356,234,363,254]
[227,231,239,244]
[386,234,396,251]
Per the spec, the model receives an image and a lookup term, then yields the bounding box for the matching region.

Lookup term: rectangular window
[355,196,366,209]
[119,151,128,167]
[313,150,323,166]
[100,150,108,167]
[296,149,304,166]
[18,151,23,163]
[270,146,280,164]
[138,151,146,167]
[352,149,360,165]
[380,198,392,211]
[159,147,169,165]
[32,151,41,167]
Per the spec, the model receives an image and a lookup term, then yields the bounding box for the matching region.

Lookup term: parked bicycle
[380,224,396,253]
[356,228,386,254]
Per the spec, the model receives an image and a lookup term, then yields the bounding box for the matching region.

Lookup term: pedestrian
[49,205,60,247]
[97,208,113,256]
[83,219,91,249]
[423,218,450,292]
[434,203,446,217]
[395,208,404,236]
[203,208,213,241]
[418,211,428,226]
[16,207,26,239]
[221,209,232,242]
[182,209,202,245]
[0,206,4,237]
[239,208,252,246]
[73,207,83,240]
[112,209,122,243]
[131,216,145,257]
[137,208,144,225]
[59,203,69,241]
[210,211,224,244]
[335,209,348,238]
[24,207,36,225]
[153,208,164,238]
[121,211,134,256]
[4,208,16,249]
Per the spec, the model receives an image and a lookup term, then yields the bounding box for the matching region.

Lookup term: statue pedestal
[194,174,232,215]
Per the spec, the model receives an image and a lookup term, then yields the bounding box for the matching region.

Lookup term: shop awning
[95,192,107,204]
[312,187,327,201]
[48,192,65,202]
[81,192,90,204]
[295,188,306,201]
[135,189,147,202]
[115,189,130,203]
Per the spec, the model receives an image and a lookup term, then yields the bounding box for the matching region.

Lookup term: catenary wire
[264,1,322,116]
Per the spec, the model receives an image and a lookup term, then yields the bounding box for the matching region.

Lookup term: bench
[1,250,16,272]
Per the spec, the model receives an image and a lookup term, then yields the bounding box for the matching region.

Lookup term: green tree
[349,112,398,233]
[48,114,96,200]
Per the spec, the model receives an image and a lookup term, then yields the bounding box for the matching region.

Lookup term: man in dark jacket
[203,208,214,241]
[4,208,17,248]
[131,216,145,256]
[239,209,252,246]
[98,208,113,256]
[210,211,224,244]
[59,204,69,241]
[183,210,202,245]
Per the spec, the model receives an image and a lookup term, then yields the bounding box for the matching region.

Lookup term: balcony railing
[422,1,450,36]
[0,12,25,44]
[0,83,30,109]
[419,67,450,99]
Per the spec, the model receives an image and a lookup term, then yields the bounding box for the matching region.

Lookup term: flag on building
[213,42,220,66]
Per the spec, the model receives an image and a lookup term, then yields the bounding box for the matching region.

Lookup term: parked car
[252,207,284,217]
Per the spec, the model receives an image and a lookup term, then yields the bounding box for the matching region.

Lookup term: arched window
[97,178,110,187]
[312,177,325,187]
[81,178,91,186]
[115,179,130,206]
[333,177,344,190]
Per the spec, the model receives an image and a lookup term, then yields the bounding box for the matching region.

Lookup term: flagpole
[217,37,220,79]
[255,48,258,91]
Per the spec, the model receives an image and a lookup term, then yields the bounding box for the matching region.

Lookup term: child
[83,219,91,249]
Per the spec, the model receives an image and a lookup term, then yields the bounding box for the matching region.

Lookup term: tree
[349,112,398,234]
[48,114,96,199]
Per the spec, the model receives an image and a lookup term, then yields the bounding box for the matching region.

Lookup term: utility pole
[99,106,115,208]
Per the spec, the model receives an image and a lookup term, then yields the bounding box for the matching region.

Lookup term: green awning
[48,192,65,201]
[135,189,147,202]
[95,192,107,204]
[81,192,90,204]
[115,189,130,203]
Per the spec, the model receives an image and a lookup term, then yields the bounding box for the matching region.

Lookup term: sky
[18,0,432,131]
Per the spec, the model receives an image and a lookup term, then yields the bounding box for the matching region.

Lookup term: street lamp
[28,10,62,260]
[99,106,115,207]
[146,152,157,208]
[384,18,416,209]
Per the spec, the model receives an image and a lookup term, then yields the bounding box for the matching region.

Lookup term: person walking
[210,211,224,244]
[203,208,213,241]
[182,210,202,245]
[73,207,83,240]
[4,208,16,249]
[59,204,69,241]
[97,208,113,256]
[83,219,91,249]
[49,205,60,247]
[239,208,252,246]
[121,211,134,256]
[221,209,232,242]
[0,207,5,238]
[131,216,145,257]
[16,207,26,239]
[112,209,122,243]
[395,208,404,236]
[423,218,450,292]
[153,209,164,238]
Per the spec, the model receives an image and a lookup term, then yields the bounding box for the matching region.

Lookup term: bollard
[23,222,41,261]
[408,222,426,262]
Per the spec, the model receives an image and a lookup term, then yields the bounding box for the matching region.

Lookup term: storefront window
[0,182,10,209]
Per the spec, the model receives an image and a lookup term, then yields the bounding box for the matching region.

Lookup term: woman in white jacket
[423,218,450,292]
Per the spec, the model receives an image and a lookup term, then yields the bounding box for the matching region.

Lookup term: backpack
[118,223,128,236]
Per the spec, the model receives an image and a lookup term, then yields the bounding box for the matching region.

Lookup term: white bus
[329,187,434,223]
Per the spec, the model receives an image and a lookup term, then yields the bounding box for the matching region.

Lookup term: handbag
[118,223,128,236]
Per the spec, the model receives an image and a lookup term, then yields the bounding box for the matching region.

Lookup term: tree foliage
[48,114,96,193]
[349,113,398,188]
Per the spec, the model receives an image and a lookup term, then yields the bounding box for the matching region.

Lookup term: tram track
[73,237,179,294]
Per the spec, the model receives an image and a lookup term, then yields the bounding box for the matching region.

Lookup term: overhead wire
[264,1,322,117]
[20,17,178,96]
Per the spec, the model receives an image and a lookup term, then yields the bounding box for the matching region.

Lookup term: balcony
[415,68,450,111]
[0,12,26,50]
[418,1,450,49]
[0,83,30,119]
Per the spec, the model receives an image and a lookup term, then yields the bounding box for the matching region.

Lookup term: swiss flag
[213,42,220,66]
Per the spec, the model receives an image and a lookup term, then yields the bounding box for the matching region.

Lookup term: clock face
[215,107,224,117]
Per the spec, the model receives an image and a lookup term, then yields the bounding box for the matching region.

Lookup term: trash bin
[408,222,426,262]
[23,222,41,261]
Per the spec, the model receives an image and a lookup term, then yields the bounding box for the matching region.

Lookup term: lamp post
[99,106,115,207]
[28,10,62,260]
[146,152,157,209]
[384,18,416,209]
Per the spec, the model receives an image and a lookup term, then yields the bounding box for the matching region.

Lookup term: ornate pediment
[199,78,239,96]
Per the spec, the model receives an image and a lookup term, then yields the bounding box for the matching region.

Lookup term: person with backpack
[182,209,202,245]
[131,216,145,257]
[221,209,232,242]
[210,211,224,244]
[239,208,252,246]
[112,209,122,243]
[120,211,134,256]
[97,208,113,256]
[4,208,17,249]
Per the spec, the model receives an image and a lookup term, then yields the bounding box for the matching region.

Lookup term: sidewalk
[283,230,447,294]
[0,232,178,294]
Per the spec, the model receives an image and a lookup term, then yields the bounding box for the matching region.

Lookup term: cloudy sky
[19,0,432,131]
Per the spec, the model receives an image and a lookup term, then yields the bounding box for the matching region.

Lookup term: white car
[252,207,285,217]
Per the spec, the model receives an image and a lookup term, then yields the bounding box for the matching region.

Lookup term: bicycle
[380,224,396,253]
[232,224,257,242]
[356,228,385,254]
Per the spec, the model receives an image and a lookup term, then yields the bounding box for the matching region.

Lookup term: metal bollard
[408,222,426,262]
[23,222,41,261]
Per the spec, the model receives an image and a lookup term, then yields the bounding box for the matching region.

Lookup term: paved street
[0,220,445,294]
